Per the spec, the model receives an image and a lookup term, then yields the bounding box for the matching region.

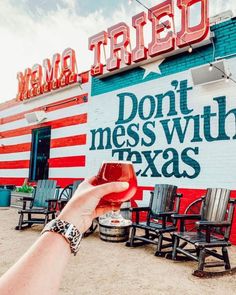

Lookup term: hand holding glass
[93,161,137,207]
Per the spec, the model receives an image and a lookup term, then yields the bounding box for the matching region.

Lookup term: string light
[128,0,133,5]
[188,46,193,53]
[131,0,236,85]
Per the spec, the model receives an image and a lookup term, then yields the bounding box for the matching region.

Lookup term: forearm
[0,232,71,295]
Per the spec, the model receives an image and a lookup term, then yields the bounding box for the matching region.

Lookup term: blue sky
[16,0,128,16]
[0,0,235,103]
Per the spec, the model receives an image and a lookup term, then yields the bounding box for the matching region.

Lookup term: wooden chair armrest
[196,221,231,228]
[172,214,201,232]
[21,196,34,201]
[130,207,150,224]
[130,207,150,212]
[153,211,176,218]
[19,196,34,210]
[171,214,201,220]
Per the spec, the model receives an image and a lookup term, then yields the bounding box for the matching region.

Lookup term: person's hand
[57,177,129,233]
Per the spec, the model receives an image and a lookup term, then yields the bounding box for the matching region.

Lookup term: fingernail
[121,182,129,189]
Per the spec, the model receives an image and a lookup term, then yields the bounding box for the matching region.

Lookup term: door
[29,127,51,181]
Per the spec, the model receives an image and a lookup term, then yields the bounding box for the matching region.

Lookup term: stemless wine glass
[94,160,137,218]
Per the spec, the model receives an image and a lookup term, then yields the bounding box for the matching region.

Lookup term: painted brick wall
[88,18,236,243]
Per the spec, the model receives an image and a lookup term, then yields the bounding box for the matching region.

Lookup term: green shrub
[16,184,34,194]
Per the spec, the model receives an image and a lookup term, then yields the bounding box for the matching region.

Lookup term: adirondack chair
[15,180,59,230]
[171,188,236,277]
[126,184,182,256]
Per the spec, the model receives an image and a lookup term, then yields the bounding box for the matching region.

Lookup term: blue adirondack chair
[16,179,59,230]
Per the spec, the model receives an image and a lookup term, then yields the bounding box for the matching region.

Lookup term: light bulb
[128,0,133,5]
[209,64,213,71]
[188,46,193,53]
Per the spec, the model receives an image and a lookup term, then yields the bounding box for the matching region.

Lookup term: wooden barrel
[99,223,131,243]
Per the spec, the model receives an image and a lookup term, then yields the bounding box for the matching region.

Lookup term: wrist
[57,208,88,234]
[42,219,83,256]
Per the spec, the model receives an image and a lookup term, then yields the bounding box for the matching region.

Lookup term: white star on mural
[140,58,165,79]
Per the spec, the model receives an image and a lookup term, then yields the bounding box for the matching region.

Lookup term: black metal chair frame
[171,188,236,277]
[16,180,60,230]
[126,184,182,256]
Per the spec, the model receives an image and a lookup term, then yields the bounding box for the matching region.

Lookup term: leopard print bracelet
[42,219,82,256]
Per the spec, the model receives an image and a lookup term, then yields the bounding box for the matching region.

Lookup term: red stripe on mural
[0,143,31,154]
[1,113,87,139]
[52,178,85,188]
[1,94,88,124]
[48,155,86,167]
[0,160,30,169]
[51,134,86,148]
[0,134,86,154]
[0,177,27,186]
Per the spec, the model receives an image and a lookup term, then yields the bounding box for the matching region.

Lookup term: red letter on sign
[89,31,107,76]
[107,22,131,71]
[61,48,77,85]
[43,53,61,91]
[16,68,31,101]
[30,64,43,97]
[176,0,209,47]
[132,12,148,63]
[148,0,175,57]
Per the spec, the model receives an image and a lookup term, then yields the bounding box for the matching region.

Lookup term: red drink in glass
[94,161,137,204]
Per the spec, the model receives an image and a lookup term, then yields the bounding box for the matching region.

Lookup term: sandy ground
[1,208,236,295]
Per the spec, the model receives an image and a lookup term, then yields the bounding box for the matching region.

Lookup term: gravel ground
[0,208,236,295]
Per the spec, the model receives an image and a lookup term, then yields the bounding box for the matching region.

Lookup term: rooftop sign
[16,48,79,101]
[88,0,209,77]
[16,0,209,101]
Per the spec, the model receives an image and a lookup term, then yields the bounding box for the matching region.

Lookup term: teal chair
[16,180,59,230]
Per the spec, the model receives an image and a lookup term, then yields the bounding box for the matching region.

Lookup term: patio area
[1,208,236,295]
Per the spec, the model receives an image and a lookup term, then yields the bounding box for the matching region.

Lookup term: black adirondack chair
[15,180,59,230]
[171,188,236,277]
[126,184,182,256]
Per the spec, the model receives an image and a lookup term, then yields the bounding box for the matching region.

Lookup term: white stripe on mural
[0,151,31,161]
[0,84,90,118]
[51,124,87,139]
[0,103,88,132]
[49,167,88,179]
[49,145,89,158]
[0,169,29,177]
[0,134,32,146]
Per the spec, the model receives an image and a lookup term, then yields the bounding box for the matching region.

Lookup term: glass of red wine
[93,161,137,218]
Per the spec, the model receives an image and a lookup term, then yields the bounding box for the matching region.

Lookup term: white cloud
[0,0,235,103]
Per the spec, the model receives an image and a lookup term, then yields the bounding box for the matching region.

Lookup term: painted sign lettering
[16,48,79,101]
[88,0,209,76]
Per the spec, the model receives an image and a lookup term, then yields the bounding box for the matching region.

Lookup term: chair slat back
[202,188,231,222]
[72,180,83,196]
[33,180,57,208]
[150,184,177,215]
